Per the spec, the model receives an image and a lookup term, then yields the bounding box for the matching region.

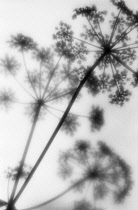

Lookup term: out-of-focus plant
[58,140,132,209]
[5,163,32,202]
[0,0,137,210]
[20,140,132,210]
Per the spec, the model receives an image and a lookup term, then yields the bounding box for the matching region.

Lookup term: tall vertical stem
[7,105,41,209]
[13,52,106,204]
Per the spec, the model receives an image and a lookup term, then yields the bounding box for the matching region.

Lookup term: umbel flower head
[0,89,15,109]
[9,33,37,51]
[61,115,80,136]
[0,55,20,75]
[0,33,82,130]
[58,140,132,208]
[54,0,138,106]
[89,105,104,131]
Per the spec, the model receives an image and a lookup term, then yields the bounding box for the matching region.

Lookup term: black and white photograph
[0,0,137,210]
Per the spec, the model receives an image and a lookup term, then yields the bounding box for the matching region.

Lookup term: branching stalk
[45,90,74,103]
[86,17,104,46]
[8,104,41,208]
[112,24,138,48]
[19,178,87,210]
[13,52,106,204]
[44,77,66,101]
[111,53,135,73]
[22,50,39,99]
[109,8,122,45]
[68,34,102,49]
[39,60,42,98]
[42,56,62,99]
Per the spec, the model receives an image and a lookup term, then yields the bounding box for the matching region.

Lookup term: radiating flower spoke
[96,17,105,45]
[69,35,103,49]
[46,107,60,119]
[109,8,122,44]
[86,18,104,46]
[109,56,120,91]
[58,140,132,209]
[22,51,39,99]
[112,24,138,48]
[42,55,62,99]
[114,42,138,50]
[111,53,135,73]
[114,46,138,51]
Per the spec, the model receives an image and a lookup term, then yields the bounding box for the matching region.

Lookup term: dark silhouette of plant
[0,33,99,210]
[0,33,85,210]
[0,55,20,75]
[5,163,31,204]
[0,89,15,109]
[58,140,132,209]
[20,140,132,210]
[0,1,137,210]
[89,106,104,131]
[61,115,80,136]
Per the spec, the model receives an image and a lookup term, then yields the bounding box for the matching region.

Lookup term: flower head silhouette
[89,106,104,131]
[9,34,37,52]
[58,140,132,209]
[0,1,137,209]
[53,1,138,106]
[0,55,20,75]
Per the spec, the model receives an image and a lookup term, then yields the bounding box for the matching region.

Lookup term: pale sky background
[0,0,138,210]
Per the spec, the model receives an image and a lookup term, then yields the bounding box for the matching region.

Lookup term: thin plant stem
[45,90,74,103]
[13,101,36,105]
[88,50,102,52]
[7,178,10,202]
[96,16,105,45]
[109,56,120,92]
[69,158,86,170]
[93,182,96,208]
[112,24,138,48]
[44,77,66,101]
[84,179,91,198]
[19,178,87,210]
[42,56,62,99]
[86,17,104,46]
[111,53,135,73]
[109,8,122,45]
[111,24,132,47]
[8,104,41,207]
[10,72,36,100]
[68,34,102,49]
[46,107,60,119]
[13,52,106,204]
[114,42,138,50]
[101,57,107,89]
[113,51,135,56]
[46,104,89,118]
[114,46,138,51]
[22,50,39,99]
[39,60,42,98]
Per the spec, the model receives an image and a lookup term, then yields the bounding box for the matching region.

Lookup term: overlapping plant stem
[20,177,87,210]
[19,140,132,210]
[3,0,137,209]
[13,52,106,206]
[4,34,81,209]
